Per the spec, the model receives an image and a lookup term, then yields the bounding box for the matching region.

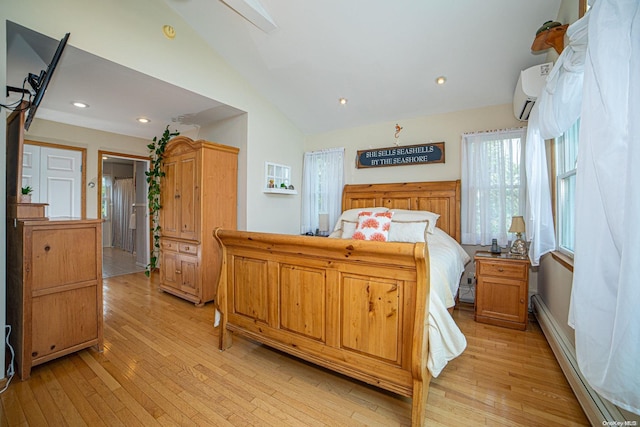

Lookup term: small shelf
[263,188,297,195]
[264,161,296,195]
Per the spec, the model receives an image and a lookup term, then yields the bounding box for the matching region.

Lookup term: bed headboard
[341,180,461,242]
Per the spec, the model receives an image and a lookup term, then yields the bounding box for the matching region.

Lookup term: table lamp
[509,215,527,256]
[318,213,330,236]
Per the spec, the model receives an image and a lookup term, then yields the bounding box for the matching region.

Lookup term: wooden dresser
[6,218,104,379]
[159,136,239,306]
[474,251,530,330]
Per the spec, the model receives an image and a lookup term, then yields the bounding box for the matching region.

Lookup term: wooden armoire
[159,136,239,306]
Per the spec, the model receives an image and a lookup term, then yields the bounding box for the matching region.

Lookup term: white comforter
[425,228,469,377]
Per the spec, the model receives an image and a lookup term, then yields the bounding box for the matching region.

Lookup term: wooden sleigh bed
[213,180,461,426]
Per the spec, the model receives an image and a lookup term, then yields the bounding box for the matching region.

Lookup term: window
[555,119,579,256]
[301,148,344,235]
[461,128,526,246]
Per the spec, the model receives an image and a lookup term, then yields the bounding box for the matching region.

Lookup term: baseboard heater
[531,294,626,424]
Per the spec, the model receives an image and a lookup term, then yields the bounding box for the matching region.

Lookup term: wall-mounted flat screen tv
[24,32,70,131]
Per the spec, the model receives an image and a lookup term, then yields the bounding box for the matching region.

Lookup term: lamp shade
[318,213,330,233]
[509,216,526,234]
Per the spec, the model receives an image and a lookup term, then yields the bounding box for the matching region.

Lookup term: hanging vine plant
[145,125,179,276]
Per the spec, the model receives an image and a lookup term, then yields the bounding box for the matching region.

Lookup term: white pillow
[327,229,342,238]
[341,220,358,238]
[388,220,429,243]
[389,209,440,234]
[330,207,389,234]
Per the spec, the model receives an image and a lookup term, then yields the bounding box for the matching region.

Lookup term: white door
[23,144,83,218]
[21,145,41,200]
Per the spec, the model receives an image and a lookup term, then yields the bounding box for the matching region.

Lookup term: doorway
[98,150,150,278]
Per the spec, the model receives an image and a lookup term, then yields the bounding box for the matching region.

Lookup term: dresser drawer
[161,239,179,252]
[477,260,527,280]
[179,242,198,255]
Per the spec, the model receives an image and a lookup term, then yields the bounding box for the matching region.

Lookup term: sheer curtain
[568,0,640,414]
[461,128,526,247]
[525,12,587,266]
[111,177,135,253]
[301,148,344,235]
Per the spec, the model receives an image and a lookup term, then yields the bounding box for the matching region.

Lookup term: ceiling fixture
[72,101,89,108]
[162,25,176,40]
[339,97,348,105]
[435,76,447,85]
[137,117,150,124]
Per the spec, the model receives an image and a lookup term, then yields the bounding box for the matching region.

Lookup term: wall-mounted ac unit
[513,62,552,121]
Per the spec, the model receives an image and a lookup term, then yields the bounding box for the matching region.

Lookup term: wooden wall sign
[356,142,445,168]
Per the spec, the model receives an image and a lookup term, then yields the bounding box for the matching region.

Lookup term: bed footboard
[214,229,431,426]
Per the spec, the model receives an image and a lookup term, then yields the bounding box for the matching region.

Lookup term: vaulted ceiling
[5,1,561,139]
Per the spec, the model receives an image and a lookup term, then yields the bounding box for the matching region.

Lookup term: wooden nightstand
[474,251,530,330]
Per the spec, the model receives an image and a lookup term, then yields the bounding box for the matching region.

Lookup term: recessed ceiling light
[72,101,89,108]
[137,117,150,124]
[435,76,447,85]
[338,97,348,105]
[162,25,176,40]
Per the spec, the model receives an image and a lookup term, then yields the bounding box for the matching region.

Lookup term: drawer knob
[44,244,51,252]
[176,270,181,275]
[498,267,504,272]
[184,246,189,251]
[520,298,524,304]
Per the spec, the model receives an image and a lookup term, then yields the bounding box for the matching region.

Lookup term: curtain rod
[462,126,526,136]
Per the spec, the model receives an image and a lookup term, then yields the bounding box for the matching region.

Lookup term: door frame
[25,139,87,218]
[98,150,151,263]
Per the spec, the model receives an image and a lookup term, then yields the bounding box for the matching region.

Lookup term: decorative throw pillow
[330,207,389,235]
[352,211,394,242]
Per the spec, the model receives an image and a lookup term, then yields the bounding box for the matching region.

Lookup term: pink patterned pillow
[352,211,394,242]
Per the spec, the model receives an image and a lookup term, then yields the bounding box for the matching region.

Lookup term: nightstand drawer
[477,260,527,280]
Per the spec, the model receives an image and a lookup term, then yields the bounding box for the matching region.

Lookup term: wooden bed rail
[213,228,432,426]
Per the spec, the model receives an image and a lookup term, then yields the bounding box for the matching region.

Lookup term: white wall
[305,104,523,185]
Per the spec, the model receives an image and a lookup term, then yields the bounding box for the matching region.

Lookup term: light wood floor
[103,247,145,278]
[1,272,588,426]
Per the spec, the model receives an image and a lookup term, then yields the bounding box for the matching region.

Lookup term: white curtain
[568,0,640,414]
[524,12,588,266]
[301,148,344,234]
[461,128,526,247]
[112,177,135,253]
